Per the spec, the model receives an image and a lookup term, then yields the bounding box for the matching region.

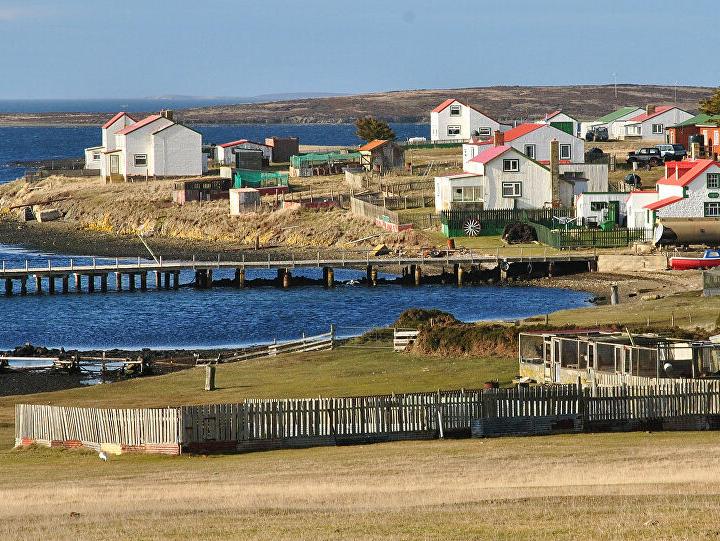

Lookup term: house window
[524,144,536,159]
[447,125,461,136]
[449,105,461,116]
[134,154,147,167]
[476,127,492,137]
[502,182,522,198]
[708,173,720,189]
[92,152,101,161]
[559,144,571,160]
[706,202,720,217]
[452,186,483,202]
[503,159,519,172]
[652,124,664,134]
[590,201,608,211]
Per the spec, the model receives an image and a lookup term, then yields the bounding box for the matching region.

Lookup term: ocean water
[0,123,430,183]
[0,245,590,350]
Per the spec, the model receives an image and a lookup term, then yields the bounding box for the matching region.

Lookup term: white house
[215,139,272,165]
[435,142,585,212]
[463,124,584,165]
[84,112,136,170]
[625,159,720,230]
[623,105,694,142]
[84,146,103,170]
[94,111,202,181]
[575,192,630,227]
[580,106,644,140]
[538,110,579,137]
[430,99,510,142]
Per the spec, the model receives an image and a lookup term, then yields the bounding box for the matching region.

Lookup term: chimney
[550,139,560,208]
[646,104,656,116]
[161,109,174,121]
[493,130,505,147]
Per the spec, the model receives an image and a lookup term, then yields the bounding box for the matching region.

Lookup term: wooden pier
[0,252,597,296]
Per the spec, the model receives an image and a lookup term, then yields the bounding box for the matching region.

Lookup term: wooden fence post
[205,365,216,391]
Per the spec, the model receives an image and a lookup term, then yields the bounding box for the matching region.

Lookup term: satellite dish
[663,362,673,375]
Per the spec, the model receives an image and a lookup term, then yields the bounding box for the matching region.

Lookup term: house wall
[483,150,552,209]
[575,192,629,224]
[84,148,102,170]
[512,126,584,164]
[667,126,700,148]
[431,101,508,141]
[434,174,484,212]
[657,164,720,219]
[625,109,694,142]
[102,114,135,152]
[152,124,202,177]
[626,191,660,229]
[700,127,720,156]
[558,163,608,192]
[542,113,579,137]
[120,117,174,177]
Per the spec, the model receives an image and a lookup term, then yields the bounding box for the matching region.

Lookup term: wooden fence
[15,404,180,454]
[393,329,420,352]
[440,208,574,237]
[16,381,720,455]
[350,196,400,224]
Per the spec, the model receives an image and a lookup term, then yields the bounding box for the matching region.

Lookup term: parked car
[585,126,609,142]
[656,144,687,161]
[627,147,663,167]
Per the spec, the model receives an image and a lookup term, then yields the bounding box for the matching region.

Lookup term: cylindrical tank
[654,218,720,246]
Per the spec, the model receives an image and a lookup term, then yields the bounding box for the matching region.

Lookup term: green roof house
[581,106,645,140]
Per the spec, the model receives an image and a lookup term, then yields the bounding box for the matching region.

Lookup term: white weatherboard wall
[482,150,552,209]
[512,126,584,164]
[626,191,660,230]
[434,174,484,212]
[576,192,629,224]
[84,147,102,170]
[102,114,134,152]
[152,124,202,177]
[431,100,509,142]
[120,117,174,177]
[625,108,694,142]
[558,163,609,193]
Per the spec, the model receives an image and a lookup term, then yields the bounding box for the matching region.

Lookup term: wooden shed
[359,140,405,172]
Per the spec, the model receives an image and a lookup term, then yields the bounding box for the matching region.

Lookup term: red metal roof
[115,114,163,136]
[497,123,544,141]
[544,110,562,120]
[432,99,457,113]
[358,139,388,152]
[644,195,683,210]
[469,145,513,164]
[657,159,717,187]
[102,111,135,129]
[627,106,674,123]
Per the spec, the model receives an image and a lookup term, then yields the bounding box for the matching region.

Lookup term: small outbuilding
[173,178,232,205]
[229,188,261,215]
[265,137,300,163]
[358,139,405,172]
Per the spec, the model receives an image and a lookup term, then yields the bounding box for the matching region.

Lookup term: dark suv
[627,147,662,166]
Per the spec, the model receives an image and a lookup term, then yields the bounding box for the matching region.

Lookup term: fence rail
[350,196,400,225]
[530,222,651,249]
[440,208,574,237]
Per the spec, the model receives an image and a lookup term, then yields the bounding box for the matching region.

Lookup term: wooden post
[366,264,373,286]
[75,273,82,292]
[610,284,619,305]
[115,272,122,291]
[35,275,42,295]
[20,276,27,296]
[235,268,245,288]
[371,267,378,286]
[4,278,12,296]
[205,364,216,391]
[414,265,422,286]
[283,269,291,289]
[61,275,68,294]
[140,272,147,291]
[164,271,171,290]
[87,275,95,293]
[457,265,464,287]
[327,267,334,288]
[155,270,162,290]
[128,273,136,292]
[173,271,180,290]
[100,274,108,293]
[47,276,55,295]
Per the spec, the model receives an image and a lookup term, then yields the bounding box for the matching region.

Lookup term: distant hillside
[0,85,713,126]
[181,84,713,124]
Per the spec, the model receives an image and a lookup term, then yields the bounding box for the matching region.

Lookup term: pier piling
[20,276,27,296]
[155,270,162,290]
[282,269,291,289]
[87,275,95,293]
[235,268,245,288]
[414,265,422,286]
[128,273,136,292]
[48,276,55,295]
[74,273,81,292]
[61,275,68,294]
[35,275,42,295]
[172,271,180,290]
[5,278,12,296]
[115,272,122,292]
[100,274,108,293]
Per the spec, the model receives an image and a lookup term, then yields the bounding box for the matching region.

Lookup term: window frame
[452,185,483,203]
[501,181,522,198]
[559,144,572,160]
[590,201,608,212]
[449,105,461,116]
[134,154,148,167]
[447,125,461,136]
[524,144,536,159]
[707,173,720,190]
[502,158,520,172]
[651,123,664,134]
[92,152,101,161]
[476,127,492,137]
[705,202,720,217]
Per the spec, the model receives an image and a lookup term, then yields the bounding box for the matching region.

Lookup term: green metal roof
[673,113,720,127]
[595,106,641,124]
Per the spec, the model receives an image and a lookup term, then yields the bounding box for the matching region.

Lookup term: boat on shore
[669,249,720,270]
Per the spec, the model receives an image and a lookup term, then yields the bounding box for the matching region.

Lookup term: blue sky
[0,0,715,99]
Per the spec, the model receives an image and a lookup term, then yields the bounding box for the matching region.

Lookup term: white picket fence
[393,329,419,352]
